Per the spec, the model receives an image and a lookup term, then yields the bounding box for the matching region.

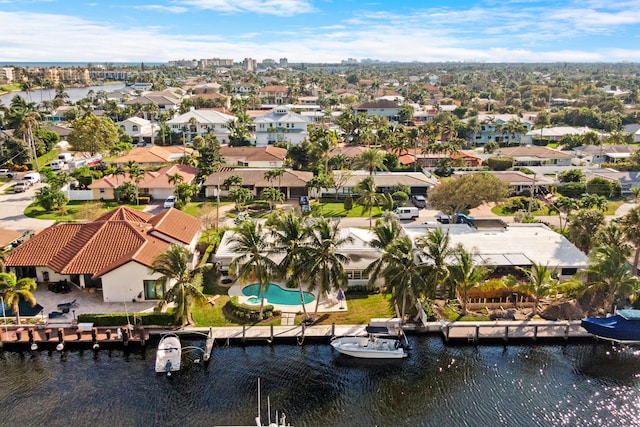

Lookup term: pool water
[242,283,315,305]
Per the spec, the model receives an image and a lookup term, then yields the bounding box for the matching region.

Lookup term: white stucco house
[167,109,237,144]
[253,106,309,147]
[5,207,202,303]
[118,117,160,144]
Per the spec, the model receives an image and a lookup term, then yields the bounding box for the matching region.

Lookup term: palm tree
[369,235,425,320]
[303,218,352,321]
[364,213,404,284]
[353,147,387,176]
[621,206,640,276]
[448,247,488,315]
[150,245,206,326]
[355,176,382,229]
[168,173,184,187]
[515,262,558,317]
[582,245,639,313]
[263,169,285,190]
[268,210,312,319]
[0,272,37,325]
[229,220,277,320]
[415,227,455,299]
[126,162,145,205]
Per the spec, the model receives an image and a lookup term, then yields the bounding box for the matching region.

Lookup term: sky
[1,0,640,64]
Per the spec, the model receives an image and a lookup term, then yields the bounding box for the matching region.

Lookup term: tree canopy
[68,115,120,155]
[428,173,511,217]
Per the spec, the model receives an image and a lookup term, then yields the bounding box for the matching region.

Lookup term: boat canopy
[617,309,640,320]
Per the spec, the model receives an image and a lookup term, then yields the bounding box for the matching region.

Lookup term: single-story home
[398,150,483,168]
[583,169,640,194]
[5,206,201,303]
[573,144,639,165]
[113,146,194,168]
[320,170,440,197]
[495,146,573,167]
[89,164,198,201]
[454,170,554,196]
[202,168,313,199]
[404,223,587,280]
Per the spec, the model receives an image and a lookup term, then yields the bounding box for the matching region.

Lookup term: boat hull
[155,335,182,373]
[330,336,407,359]
[581,313,640,344]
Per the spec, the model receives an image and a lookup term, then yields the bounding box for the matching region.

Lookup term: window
[144,280,164,299]
[99,189,105,194]
[132,125,138,132]
[561,268,578,276]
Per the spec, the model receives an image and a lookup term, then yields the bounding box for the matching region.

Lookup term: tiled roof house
[5,206,201,303]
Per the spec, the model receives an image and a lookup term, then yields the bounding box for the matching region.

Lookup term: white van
[58,152,73,162]
[50,160,65,171]
[393,206,419,220]
[22,172,41,185]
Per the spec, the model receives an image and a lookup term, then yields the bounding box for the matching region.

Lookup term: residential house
[321,170,440,198]
[190,92,231,110]
[354,99,400,121]
[0,228,23,251]
[253,107,309,147]
[43,106,75,123]
[573,144,639,165]
[113,146,194,168]
[258,85,289,105]
[166,109,236,144]
[5,206,201,303]
[398,150,483,168]
[495,146,573,167]
[454,170,554,195]
[404,223,587,280]
[202,168,313,199]
[583,169,640,194]
[124,93,181,117]
[462,114,534,145]
[220,146,287,168]
[522,126,603,144]
[214,227,383,287]
[118,117,159,144]
[623,124,640,143]
[89,164,198,200]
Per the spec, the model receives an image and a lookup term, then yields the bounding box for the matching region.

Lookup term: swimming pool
[242,283,315,305]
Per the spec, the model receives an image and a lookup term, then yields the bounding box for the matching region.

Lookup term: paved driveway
[0,182,55,231]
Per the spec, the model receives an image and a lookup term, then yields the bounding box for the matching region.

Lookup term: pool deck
[228,283,348,314]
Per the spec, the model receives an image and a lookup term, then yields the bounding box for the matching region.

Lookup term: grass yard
[190,290,396,327]
[317,202,385,218]
[491,204,550,216]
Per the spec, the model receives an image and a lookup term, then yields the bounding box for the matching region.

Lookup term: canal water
[1,336,639,427]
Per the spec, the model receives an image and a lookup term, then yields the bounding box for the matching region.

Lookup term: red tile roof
[6,206,200,278]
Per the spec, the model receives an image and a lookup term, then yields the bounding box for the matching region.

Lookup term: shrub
[344,194,353,211]
[77,312,176,327]
[486,156,513,171]
[501,197,541,214]
[586,177,613,197]
[138,196,151,205]
[227,296,280,321]
[556,182,586,198]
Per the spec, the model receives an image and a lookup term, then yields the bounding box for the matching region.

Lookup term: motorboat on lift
[330,325,409,359]
[581,309,640,344]
[155,334,182,376]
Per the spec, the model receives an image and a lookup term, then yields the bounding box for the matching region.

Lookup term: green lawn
[34,150,59,170]
[317,202,385,218]
[191,291,395,327]
[491,204,550,216]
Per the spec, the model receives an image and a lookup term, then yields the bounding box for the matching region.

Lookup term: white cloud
[132,5,189,13]
[177,0,315,16]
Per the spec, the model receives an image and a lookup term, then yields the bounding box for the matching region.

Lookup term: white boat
[330,326,409,359]
[155,334,182,376]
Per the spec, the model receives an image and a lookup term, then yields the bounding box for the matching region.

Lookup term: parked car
[13,182,30,193]
[22,172,41,185]
[299,196,310,206]
[163,196,176,208]
[435,213,475,224]
[411,195,427,208]
[0,169,16,178]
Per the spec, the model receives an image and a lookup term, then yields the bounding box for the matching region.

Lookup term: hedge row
[78,312,176,327]
[228,296,280,320]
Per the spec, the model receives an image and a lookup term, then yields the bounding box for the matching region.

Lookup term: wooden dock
[0,325,147,351]
[440,320,592,344]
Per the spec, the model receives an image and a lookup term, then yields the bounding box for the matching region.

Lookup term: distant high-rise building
[0,67,14,83]
[243,58,257,72]
[279,58,288,68]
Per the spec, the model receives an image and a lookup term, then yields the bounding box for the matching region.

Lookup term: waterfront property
[4,206,201,303]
